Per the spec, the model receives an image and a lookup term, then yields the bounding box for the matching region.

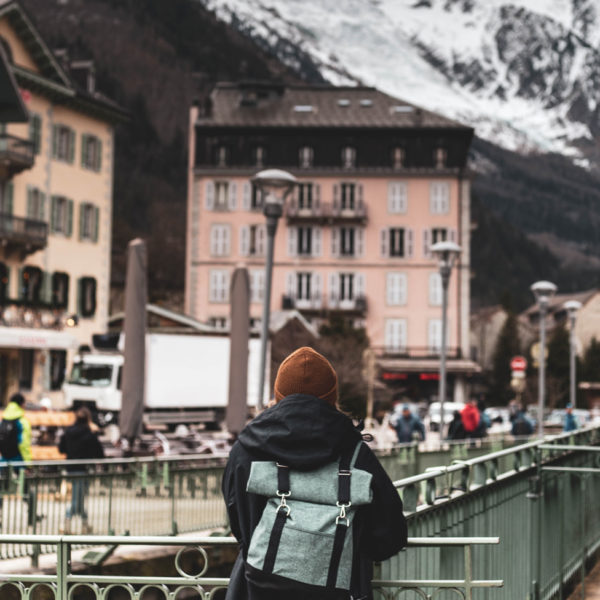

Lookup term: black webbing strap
[326,445,356,589]
[263,463,291,574]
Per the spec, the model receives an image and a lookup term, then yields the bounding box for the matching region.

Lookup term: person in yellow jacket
[0,393,32,463]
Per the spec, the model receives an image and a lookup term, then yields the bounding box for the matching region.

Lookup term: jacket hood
[237,394,362,470]
[3,401,25,420]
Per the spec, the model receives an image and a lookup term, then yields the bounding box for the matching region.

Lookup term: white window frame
[429,272,443,306]
[386,272,407,306]
[80,202,98,241]
[209,269,230,303]
[250,270,265,304]
[430,182,450,214]
[428,319,450,354]
[385,319,407,353]
[81,134,102,171]
[388,182,408,214]
[209,224,231,257]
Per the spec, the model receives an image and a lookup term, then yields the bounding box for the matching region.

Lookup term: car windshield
[68,363,113,387]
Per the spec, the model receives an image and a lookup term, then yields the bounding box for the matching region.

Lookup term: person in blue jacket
[563,403,578,432]
[393,404,426,443]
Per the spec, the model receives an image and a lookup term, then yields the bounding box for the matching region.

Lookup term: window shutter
[79,203,85,240]
[386,273,396,306]
[423,228,430,258]
[399,273,407,305]
[357,183,364,209]
[331,227,340,258]
[5,182,13,215]
[429,272,442,306]
[312,273,322,306]
[210,226,218,256]
[93,206,100,242]
[97,139,103,171]
[51,125,58,158]
[356,228,365,257]
[328,272,339,305]
[223,225,231,255]
[66,199,73,237]
[313,227,322,257]
[242,182,251,211]
[314,184,321,210]
[228,181,237,211]
[406,228,414,258]
[209,271,217,302]
[257,224,266,256]
[26,186,33,218]
[50,196,57,232]
[286,272,297,297]
[68,129,75,164]
[387,183,395,213]
[81,134,87,167]
[287,227,297,257]
[449,228,458,243]
[41,272,52,304]
[240,225,250,257]
[356,273,366,298]
[429,319,442,352]
[380,228,389,258]
[333,184,339,210]
[40,193,46,222]
[398,183,408,213]
[205,181,215,210]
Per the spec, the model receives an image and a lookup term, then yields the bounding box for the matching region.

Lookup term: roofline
[195,121,474,132]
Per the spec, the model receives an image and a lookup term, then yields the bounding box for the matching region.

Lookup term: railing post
[56,538,69,600]
[580,475,586,600]
[463,544,473,600]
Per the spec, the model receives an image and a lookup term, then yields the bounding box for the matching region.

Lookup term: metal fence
[0,534,502,600]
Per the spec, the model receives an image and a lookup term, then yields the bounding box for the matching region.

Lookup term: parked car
[428,401,465,431]
[544,408,590,430]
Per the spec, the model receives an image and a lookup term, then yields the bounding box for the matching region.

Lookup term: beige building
[0,1,123,405]
[187,82,479,403]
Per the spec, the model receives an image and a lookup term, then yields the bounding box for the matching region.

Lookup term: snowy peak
[199,0,600,162]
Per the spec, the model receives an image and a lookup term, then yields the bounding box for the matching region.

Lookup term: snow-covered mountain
[199,0,600,163]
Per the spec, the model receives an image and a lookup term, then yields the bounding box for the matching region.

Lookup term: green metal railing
[0,534,502,599]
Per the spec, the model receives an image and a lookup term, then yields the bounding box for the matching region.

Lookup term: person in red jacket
[460,397,481,437]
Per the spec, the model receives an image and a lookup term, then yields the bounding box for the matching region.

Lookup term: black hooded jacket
[58,423,104,471]
[222,394,407,600]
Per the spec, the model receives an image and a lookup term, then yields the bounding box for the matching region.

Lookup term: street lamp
[430,240,461,442]
[252,169,297,407]
[564,300,582,410]
[530,280,557,437]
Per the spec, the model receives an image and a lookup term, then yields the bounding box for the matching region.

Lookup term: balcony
[0,213,48,257]
[282,293,367,315]
[374,346,464,359]
[0,299,66,330]
[0,134,34,178]
[285,201,368,225]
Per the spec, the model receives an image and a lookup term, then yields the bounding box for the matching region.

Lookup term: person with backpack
[460,397,481,438]
[222,346,407,600]
[0,393,32,464]
[511,407,534,437]
[59,407,104,534]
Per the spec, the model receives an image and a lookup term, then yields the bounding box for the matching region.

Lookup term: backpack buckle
[338,470,351,477]
[276,490,291,516]
[336,501,351,526]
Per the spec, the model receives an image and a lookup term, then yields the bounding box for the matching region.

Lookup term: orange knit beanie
[274,346,338,406]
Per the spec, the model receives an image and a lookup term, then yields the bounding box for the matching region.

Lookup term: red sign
[510,356,527,371]
[419,373,439,381]
[382,372,408,381]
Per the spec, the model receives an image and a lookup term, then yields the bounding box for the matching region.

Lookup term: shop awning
[378,357,482,375]
[0,327,78,349]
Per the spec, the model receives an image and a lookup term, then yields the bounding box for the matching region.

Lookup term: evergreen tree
[581,337,600,382]
[490,311,520,405]
[547,324,570,407]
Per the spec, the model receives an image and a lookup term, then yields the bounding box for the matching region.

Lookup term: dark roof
[0,41,27,122]
[198,82,470,130]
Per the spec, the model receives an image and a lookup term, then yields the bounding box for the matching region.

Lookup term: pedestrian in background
[461,396,481,438]
[0,392,32,464]
[59,407,104,534]
[563,403,578,432]
[447,410,465,440]
[511,406,534,437]
[393,404,426,443]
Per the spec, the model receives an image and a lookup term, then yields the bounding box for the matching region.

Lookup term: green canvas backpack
[246,441,373,591]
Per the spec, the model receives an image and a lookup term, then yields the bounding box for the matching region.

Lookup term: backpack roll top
[246,441,372,591]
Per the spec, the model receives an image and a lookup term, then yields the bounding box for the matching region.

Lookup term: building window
[49,350,67,390]
[50,196,73,236]
[78,277,97,317]
[1,181,13,214]
[52,272,69,308]
[29,114,42,155]
[296,272,312,301]
[253,146,265,167]
[81,134,102,171]
[251,183,263,210]
[299,146,313,168]
[27,187,45,221]
[385,319,407,352]
[429,272,443,306]
[386,272,407,306]
[297,226,312,256]
[250,270,265,304]
[240,224,266,257]
[205,181,237,211]
[21,266,43,305]
[435,147,447,168]
[52,124,75,163]
[209,269,229,303]
[297,183,313,209]
[19,349,34,390]
[216,145,228,167]
[209,316,228,330]
[0,262,8,304]
[388,182,407,214]
[430,182,450,214]
[381,228,413,258]
[431,227,448,244]
[392,147,405,169]
[389,228,405,257]
[339,273,354,301]
[428,319,448,354]
[340,183,355,210]
[215,181,229,210]
[79,203,99,242]
[340,227,355,256]
[209,224,231,257]
[424,227,455,257]
[341,146,356,169]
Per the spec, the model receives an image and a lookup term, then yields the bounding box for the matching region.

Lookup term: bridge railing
[0,534,502,600]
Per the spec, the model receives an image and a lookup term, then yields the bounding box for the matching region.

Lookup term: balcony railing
[285,201,368,224]
[282,293,367,314]
[0,212,48,256]
[0,133,34,177]
[373,345,464,359]
[0,299,67,329]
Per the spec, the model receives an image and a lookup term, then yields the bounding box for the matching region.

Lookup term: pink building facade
[186,83,479,403]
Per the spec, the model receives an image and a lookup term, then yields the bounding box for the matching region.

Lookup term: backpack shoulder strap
[263,463,291,574]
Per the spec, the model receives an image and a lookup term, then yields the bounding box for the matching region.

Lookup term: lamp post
[564,300,582,409]
[530,280,557,437]
[430,240,461,442]
[252,169,297,407]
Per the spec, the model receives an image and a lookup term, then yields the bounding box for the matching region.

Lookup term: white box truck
[62,333,265,428]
